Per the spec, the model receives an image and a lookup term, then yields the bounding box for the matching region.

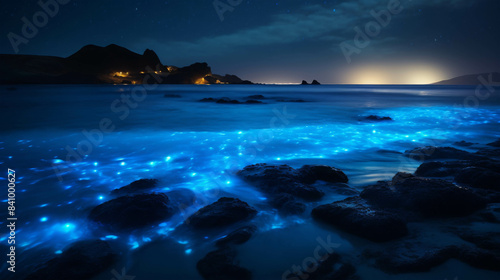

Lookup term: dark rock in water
[238,164,349,201]
[312,197,408,242]
[454,140,476,147]
[110,178,159,195]
[164,94,182,98]
[371,241,500,273]
[365,115,393,121]
[200,98,217,102]
[247,95,265,99]
[186,197,257,229]
[301,80,309,85]
[457,231,500,250]
[244,100,264,104]
[25,240,116,280]
[455,167,500,190]
[238,164,325,201]
[373,243,460,273]
[216,97,241,104]
[487,139,500,147]
[458,247,500,271]
[197,247,252,280]
[271,193,307,215]
[298,165,349,184]
[89,193,174,230]
[404,146,485,161]
[415,161,468,177]
[391,172,415,185]
[476,147,500,158]
[311,80,321,85]
[361,177,487,218]
[216,225,257,247]
[376,149,403,155]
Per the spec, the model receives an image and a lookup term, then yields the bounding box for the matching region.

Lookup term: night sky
[1,0,499,84]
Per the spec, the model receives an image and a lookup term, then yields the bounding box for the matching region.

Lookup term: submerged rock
[110,178,159,195]
[238,164,349,202]
[200,98,217,102]
[364,115,393,121]
[312,196,408,242]
[404,146,484,161]
[197,247,252,280]
[26,240,116,280]
[247,94,265,99]
[89,193,174,230]
[415,161,468,177]
[361,177,487,218]
[487,139,500,147]
[216,225,257,247]
[298,165,349,184]
[271,193,307,215]
[244,99,264,104]
[186,197,257,229]
[454,140,476,147]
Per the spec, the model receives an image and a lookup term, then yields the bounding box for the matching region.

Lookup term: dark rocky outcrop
[238,164,349,215]
[0,44,253,85]
[89,193,174,230]
[25,240,116,280]
[311,80,321,85]
[204,74,253,84]
[312,196,408,242]
[216,225,257,247]
[246,95,265,99]
[301,80,309,85]
[454,140,476,147]
[110,178,159,195]
[360,177,487,218]
[364,115,393,121]
[186,197,257,229]
[433,72,500,85]
[197,247,252,280]
[404,146,485,161]
[487,139,500,147]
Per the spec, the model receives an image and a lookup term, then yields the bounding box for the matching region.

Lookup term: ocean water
[0,84,499,279]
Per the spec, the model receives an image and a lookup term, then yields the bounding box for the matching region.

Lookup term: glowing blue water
[0,84,499,279]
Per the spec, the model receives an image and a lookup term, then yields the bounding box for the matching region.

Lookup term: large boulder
[89,193,175,230]
[361,177,487,218]
[197,247,252,280]
[110,178,159,195]
[26,240,116,280]
[404,146,484,161]
[312,197,408,242]
[186,197,257,229]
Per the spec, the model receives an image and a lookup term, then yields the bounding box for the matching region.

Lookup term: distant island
[0,44,253,85]
[433,72,500,85]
